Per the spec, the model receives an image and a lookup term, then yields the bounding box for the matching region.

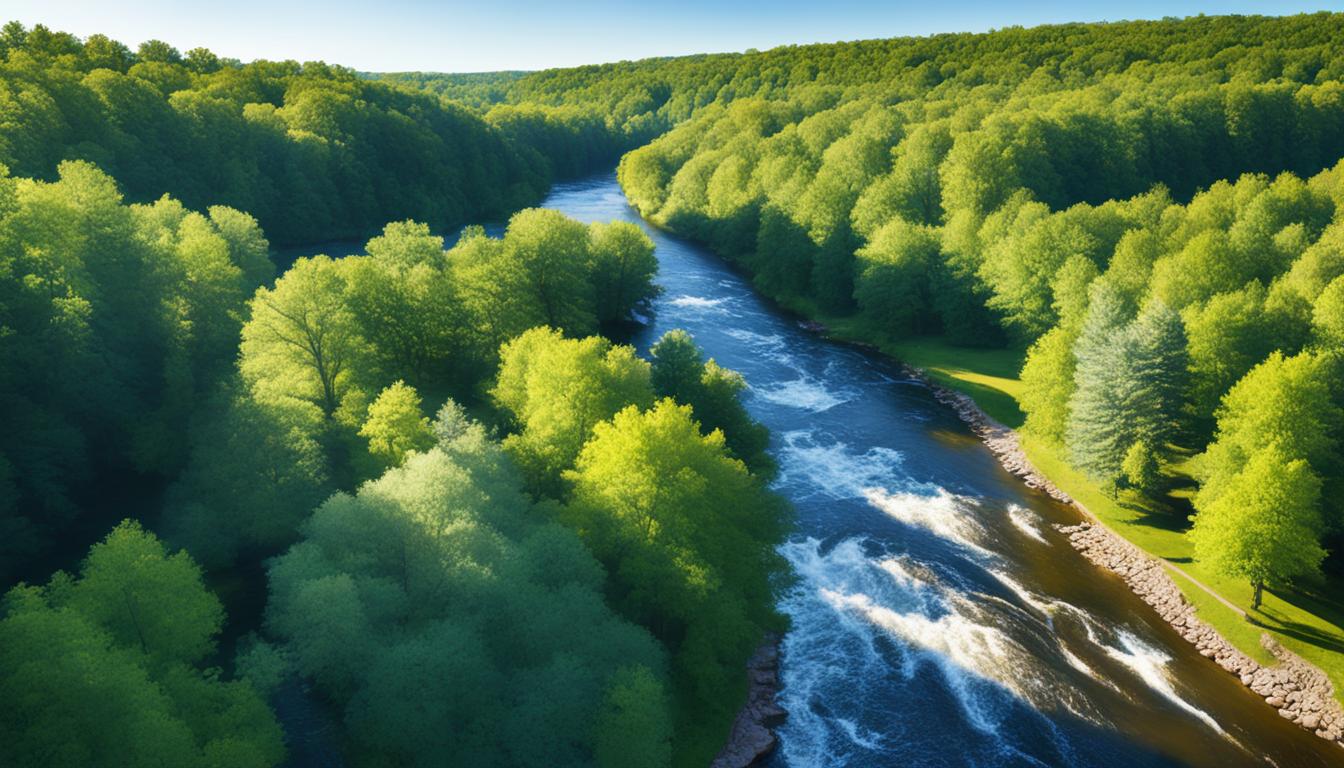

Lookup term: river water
[528,174,1342,767]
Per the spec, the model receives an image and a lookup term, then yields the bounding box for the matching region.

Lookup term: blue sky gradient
[7,1,1340,72]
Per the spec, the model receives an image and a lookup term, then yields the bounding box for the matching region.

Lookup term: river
[276,172,1341,767]
[531,173,1342,767]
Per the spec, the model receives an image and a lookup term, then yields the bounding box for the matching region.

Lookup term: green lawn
[816,324,1344,702]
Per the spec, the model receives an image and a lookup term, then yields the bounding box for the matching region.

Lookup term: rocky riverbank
[712,635,787,768]
[1063,521,1344,746]
[900,365,1074,506]
[903,364,1344,750]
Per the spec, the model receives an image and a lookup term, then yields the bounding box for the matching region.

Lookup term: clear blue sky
[7,1,1340,72]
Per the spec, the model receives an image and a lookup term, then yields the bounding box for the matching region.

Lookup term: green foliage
[360,380,434,469]
[0,161,271,577]
[853,220,941,336]
[1194,351,1343,532]
[241,254,370,420]
[15,13,1344,766]
[611,16,1344,351]
[342,221,467,392]
[594,666,674,768]
[451,211,659,362]
[266,422,671,767]
[162,385,330,569]
[649,330,773,476]
[0,23,578,245]
[0,522,284,767]
[589,221,661,325]
[1122,440,1161,496]
[1019,325,1078,443]
[1067,285,1188,485]
[66,520,223,666]
[563,400,789,764]
[1312,274,1344,348]
[493,327,654,493]
[1190,444,1326,608]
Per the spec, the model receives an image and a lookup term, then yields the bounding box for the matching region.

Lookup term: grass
[814,321,1344,703]
[822,316,1027,427]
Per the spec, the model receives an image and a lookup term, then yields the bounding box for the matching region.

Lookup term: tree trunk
[1252,580,1263,610]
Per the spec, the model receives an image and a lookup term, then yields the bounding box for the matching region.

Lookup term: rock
[711,635,786,768]
[906,362,1344,752]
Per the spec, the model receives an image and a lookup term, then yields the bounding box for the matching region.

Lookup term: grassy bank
[814,319,1344,703]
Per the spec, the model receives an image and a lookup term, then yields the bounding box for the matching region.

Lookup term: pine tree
[1067,287,1189,486]
[1066,281,1138,482]
[1129,298,1190,450]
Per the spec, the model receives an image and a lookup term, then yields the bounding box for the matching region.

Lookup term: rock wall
[712,635,786,768]
[904,364,1344,750]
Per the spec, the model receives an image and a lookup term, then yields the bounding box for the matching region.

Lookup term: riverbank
[712,635,786,767]
[797,316,1344,744]
[895,361,1344,747]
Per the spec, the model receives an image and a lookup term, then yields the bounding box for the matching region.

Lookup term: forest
[4,11,1344,768]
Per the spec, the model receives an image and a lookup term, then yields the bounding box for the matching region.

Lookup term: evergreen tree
[1128,298,1190,449]
[1067,287,1188,485]
[1066,281,1139,483]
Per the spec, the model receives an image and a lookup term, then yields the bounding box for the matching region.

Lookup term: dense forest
[5,11,1344,768]
[597,14,1344,595]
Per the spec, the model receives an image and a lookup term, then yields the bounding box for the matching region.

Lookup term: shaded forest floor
[817,316,1344,706]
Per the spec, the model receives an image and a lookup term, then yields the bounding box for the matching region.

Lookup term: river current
[536,174,1342,767]
[279,172,1342,767]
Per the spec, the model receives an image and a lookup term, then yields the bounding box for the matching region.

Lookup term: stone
[908,364,1344,752]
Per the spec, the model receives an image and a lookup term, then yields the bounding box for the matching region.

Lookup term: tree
[64,520,224,667]
[588,221,659,326]
[1020,325,1078,443]
[501,208,597,333]
[266,437,670,767]
[240,255,370,420]
[853,219,940,337]
[0,523,284,768]
[1122,440,1161,495]
[1065,282,1139,482]
[162,385,329,570]
[1312,274,1344,348]
[344,223,465,392]
[137,39,182,64]
[1183,283,1296,429]
[1189,444,1326,609]
[493,327,653,493]
[649,330,773,476]
[1067,285,1188,485]
[594,666,673,768]
[360,381,434,469]
[1194,351,1342,531]
[563,400,788,757]
[1128,298,1190,447]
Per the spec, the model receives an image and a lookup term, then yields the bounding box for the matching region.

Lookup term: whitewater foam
[990,568,1062,619]
[863,487,991,557]
[1007,505,1049,543]
[1086,626,1226,735]
[775,431,911,499]
[757,376,852,412]
[667,294,732,313]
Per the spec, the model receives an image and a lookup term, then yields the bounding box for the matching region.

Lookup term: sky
[6,1,1341,72]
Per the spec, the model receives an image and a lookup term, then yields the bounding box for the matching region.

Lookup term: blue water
[534,174,1344,768]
